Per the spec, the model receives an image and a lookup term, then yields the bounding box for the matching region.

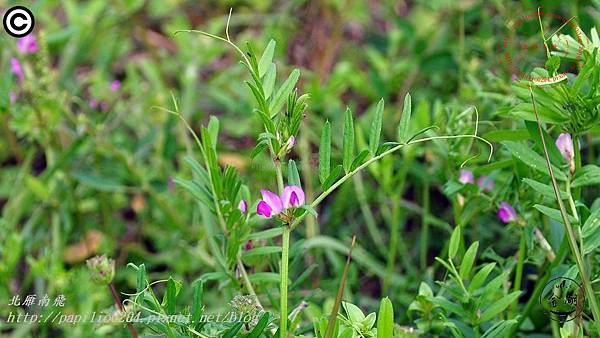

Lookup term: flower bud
[86,255,115,285]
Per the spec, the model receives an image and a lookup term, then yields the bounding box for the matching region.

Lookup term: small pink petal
[260,189,283,215]
[110,80,121,92]
[10,58,24,82]
[477,175,494,192]
[459,170,474,184]
[256,201,272,218]
[555,133,574,164]
[498,202,517,223]
[238,200,248,213]
[17,35,38,54]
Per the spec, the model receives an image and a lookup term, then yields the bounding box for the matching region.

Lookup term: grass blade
[324,236,356,338]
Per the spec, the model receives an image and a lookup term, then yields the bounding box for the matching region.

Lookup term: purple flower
[459,169,474,184]
[477,175,494,192]
[9,91,17,104]
[256,185,305,218]
[89,99,99,109]
[282,185,305,209]
[17,34,38,54]
[10,58,24,82]
[498,202,517,223]
[238,200,248,213]
[556,132,574,163]
[257,189,284,218]
[244,240,253,251]
[110,80,121,92]
[100,102,109,112]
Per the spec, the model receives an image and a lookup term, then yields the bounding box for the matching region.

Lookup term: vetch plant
[166,10,493,337]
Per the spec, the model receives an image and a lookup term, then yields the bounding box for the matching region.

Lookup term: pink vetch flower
[498,202,517,223]
[477,175,495,192]
[257,189,284,218]
[17,34,38,54]
[110,80,121,92]
[10,58,24,82]
[556,133,575,172]
[256,185,305,218]
[9,91,17,104]
[459,169,474,184]
[89,99,99,109]
[244,240,253,251]
[238,200,248,213]
[281,185,305,209]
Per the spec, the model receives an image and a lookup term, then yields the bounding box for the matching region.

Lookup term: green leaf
[469,262,496,293]
[502,141,567,181]
[534,204,579,224]
[191,281,204,326]
[248,272,281,284]
[136,263,147,293]
[582,209,600,254]
[263,63,276,99]
[247,228,283,241]
[343,108,355,173]
[481,319,518,338]
[350,149,370,171]
[319,121,331,184]
[522,178,568,200]
[480,291,521,322]
[572,165,600,188]
[258,39,275,77]
[269,69,300,117]
[323,165,343,190]
[376,297,394,338]
[162,277,181,315]
[207,116,219,150]
[545,56,561,75]
[242,246,282,258]
[222,322,244,338]
[449,227,461,260]
[287,159,301,186]
[244,312,270,337]
[343,302,365,322]
[369,99,384,155]
[397,93,412,143]
[460,241,479,279]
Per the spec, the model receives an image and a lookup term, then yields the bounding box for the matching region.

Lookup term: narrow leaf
[376,297,394,337]
[258,39,275,77]
[369,99,384,155]
[269,69,300,117]
[342,108,355,173]
[319,121,331,184]
[397,93,412,143]
[449,227,461,260]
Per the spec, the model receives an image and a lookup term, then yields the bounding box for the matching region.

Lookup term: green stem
[509,231,526,318]
[280,226,291,337]
[529,87,600,334]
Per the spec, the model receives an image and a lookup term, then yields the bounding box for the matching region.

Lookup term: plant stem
[280,226,291,337]
[509,231,526,318]
[109,283,138,338]
[529,86,600,333]
[573,136,582,200]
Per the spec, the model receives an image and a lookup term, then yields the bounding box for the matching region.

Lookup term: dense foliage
[1,1,600,337]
